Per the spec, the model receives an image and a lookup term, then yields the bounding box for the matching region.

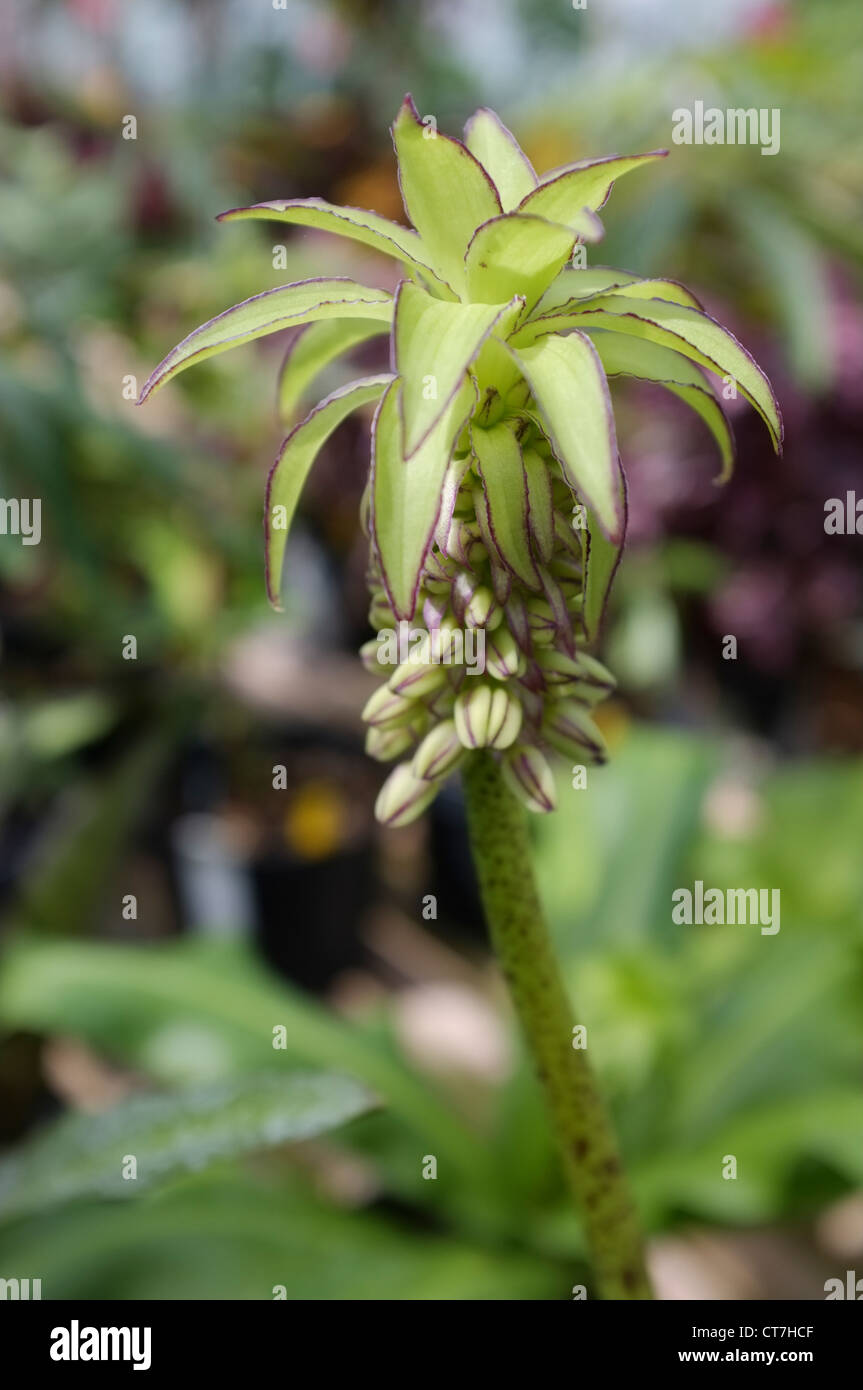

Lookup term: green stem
[462,752,652,1300]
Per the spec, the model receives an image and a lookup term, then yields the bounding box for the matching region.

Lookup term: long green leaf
[218,197,454,298]
[372,377,476,619]
[533,266,703,315]
[516,150,667,225]
[553,296,783,451]
[521,447,555,564]
[594,332,735,481]
[508,331,624,541]
[471,421,540,587]
[0,1072,376,1221]
[0,1175,561,1300]
[277,318,389,422]
[465,213,594,310]
[266,375,391,608]
[392,95,501,296]
[0,936,486,1179]
[394,280,519,456]
[463,107,538,211]
[582,481,627,643]
[139,279,393,402]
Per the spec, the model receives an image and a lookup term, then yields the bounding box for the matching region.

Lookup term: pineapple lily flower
[140,96,782,1300]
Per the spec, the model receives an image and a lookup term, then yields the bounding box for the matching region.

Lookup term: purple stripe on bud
[412,719,464,780]
[543,700,607,761]
[374,761,439,827]
[501,745,557,813]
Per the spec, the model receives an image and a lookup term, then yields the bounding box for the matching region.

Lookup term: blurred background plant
[0,0,861,1299]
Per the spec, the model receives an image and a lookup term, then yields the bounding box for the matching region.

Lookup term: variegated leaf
[465,213,598,310]
[139,279,392,402]
[516,150,667,225]
[392,95,501,296]
[372,377,476,620]
[463,107,538,212]
[594,332,735,481]
[564,295,783,451]
[394,280,521,456]
[471,421,540,587]
[218,197,454,298]
[266,376,392,608]
[508,331,624,541]
[278,318,388,422]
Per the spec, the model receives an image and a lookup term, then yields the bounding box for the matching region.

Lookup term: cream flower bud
[365,724,417,763]
[464,585,496,630]
[412,719,464,780]
[374,761,439,827]
[543,700,607,761]
[501,745,557,813]
[387,657,448,698]
[454,683,522,750]
[484,625,524,681]
[362,684,419,728]
[359,639,388,675]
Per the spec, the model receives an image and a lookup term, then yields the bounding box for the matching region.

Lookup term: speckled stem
[462,751,652,1300]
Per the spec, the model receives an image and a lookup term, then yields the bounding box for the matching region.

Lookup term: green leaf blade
[595,332,736,481]
[277,318,388,423]
[463,107,538,211]
[139,279,393,402]
[568,296,783,452]
[395,280,520,457]
[372,377,476,620]
[218,197,454,298]
[392,95,501,295]
[266,375,392,608]
[508,331,624,541]
[0,1072,377,1222]
[516,150,667,225]
[533,267,703,316]
[471,422,540,587]
[465,213,597,310]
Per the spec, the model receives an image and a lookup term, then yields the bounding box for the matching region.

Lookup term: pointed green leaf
[0,1072,376,1221]
[139,279,392,402]
[372,377,476,620]
[517,150,667,226]
[471,422,540,587]
[533,266,702,315]
[508,331,624,541]
[594,332,735,481]
[465,213,599,310]
[464,107,538,211]
[277,318,388,422]
[521,447,555,564]
[565,296,783,451]
[392,95,501,295]
[395,280,520,457]
[266,375,391,608]
[582,482,627,643]
[218,197,454,298]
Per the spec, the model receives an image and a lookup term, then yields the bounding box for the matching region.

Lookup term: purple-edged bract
[141,97,782,826]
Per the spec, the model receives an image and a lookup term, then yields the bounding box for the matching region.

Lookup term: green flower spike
[141,95,783,1305]
[139,94,781,828]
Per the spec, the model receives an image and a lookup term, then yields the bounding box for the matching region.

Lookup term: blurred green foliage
[1,726,860,1298]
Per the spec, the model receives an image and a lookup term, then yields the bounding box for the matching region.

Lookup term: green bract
[141,96,782,826]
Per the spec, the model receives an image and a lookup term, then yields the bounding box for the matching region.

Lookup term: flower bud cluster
[364,455,615,826]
